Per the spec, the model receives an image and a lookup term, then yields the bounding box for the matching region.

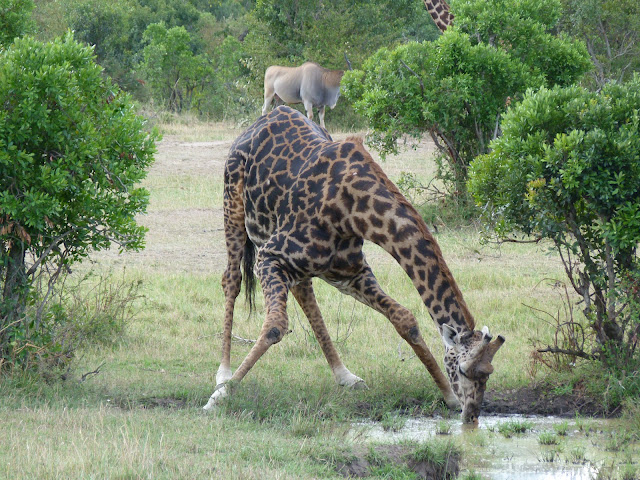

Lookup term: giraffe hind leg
[291,280,366,389]
[204,154,247,410]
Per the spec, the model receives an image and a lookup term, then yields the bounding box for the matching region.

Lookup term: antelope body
[261,62,344,129]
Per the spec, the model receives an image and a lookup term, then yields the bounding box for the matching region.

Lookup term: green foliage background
[0,0,34,45]
[15,0,638,129]
[341,0,591,198]
[469,77,640,364]
[23,0,442,125]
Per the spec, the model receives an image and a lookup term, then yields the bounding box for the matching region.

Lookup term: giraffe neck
[379,211,474,335]
[348,154,474,335]
[423,0,453,32]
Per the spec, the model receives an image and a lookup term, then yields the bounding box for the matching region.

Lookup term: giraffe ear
[441,324,458,349]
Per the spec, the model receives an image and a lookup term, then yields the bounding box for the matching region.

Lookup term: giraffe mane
[344,137,476,331]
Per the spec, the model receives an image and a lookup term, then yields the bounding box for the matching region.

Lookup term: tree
[560,0,640,89]
[468,77,640,363]
[0,32,158,364]
[139,22,215,112]
[199,35,254,120]
[242,0,442,104]
[453,0,592,87]
[0,0,34,46]
[66,0,213,94]
[342,0,591,200]
[68,0,140,92]
[343,31,539,197]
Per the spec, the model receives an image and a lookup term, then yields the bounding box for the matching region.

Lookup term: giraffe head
[441,324,504,424]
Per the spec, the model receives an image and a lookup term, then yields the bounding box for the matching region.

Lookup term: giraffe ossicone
[205,106,504,424]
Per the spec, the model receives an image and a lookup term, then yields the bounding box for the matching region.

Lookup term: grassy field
[0,119,627,479]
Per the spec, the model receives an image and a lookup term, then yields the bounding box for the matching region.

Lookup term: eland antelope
[261,62,344,129]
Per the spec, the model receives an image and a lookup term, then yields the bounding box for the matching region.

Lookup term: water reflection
[352,414,637,480]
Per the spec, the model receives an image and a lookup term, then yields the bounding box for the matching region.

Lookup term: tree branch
[399,59,424,97]
[537,346,596,360]
[25,229,76,277]
[489,236,543,244]
[80,361,106,381]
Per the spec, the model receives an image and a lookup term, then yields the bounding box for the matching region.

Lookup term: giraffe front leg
[291,280,367,390]
[335,267,460,410]
[333,365,367,389]
[204,264,242,410]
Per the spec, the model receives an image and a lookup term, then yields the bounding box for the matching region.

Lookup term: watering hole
[351,415,639,479]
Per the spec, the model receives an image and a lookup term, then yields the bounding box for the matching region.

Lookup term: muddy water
[352,415,639,479]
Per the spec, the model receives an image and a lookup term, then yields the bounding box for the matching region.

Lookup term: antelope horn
[344,52,353,71]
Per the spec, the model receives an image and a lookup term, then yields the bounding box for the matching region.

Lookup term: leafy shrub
[469,76,640,376]
[0,0,34,46]
[342,0,590,202]
[0,32,157,368]
[2,269,141,373]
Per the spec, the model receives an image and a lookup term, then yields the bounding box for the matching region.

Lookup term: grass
[380,411,407,432]
[538,431,560,445]
[553,420,570,436]
[436,419,453,435]
[620,465,639,480]
[566,446,588,465]
[411,438,460,465]
[538,448,561,463]
[494,420,535,438]
[575,415,596,436]
[1,119,638,478]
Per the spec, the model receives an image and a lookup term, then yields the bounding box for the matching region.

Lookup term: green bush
[342,0,590,202]
[343,31,539,196]
[0,0,34,46]
[0,32,158,369]
[469,76,640,372]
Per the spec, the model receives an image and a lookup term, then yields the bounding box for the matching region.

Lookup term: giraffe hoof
[203,383,228,411]
[351,378,369,390]
[340,376,368,390]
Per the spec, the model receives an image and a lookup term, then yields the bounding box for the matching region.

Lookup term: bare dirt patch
[91,135,232,274]
[146,137,229,178]
[483,381,618,418]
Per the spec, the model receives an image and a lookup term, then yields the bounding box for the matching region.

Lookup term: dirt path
[91,136,232,274]
[92,132,437,275]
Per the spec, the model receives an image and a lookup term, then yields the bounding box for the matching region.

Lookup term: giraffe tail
[243,236,256,315]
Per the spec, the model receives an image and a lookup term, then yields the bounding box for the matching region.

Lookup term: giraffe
[203,106,504,424]
[423,0,454,32]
